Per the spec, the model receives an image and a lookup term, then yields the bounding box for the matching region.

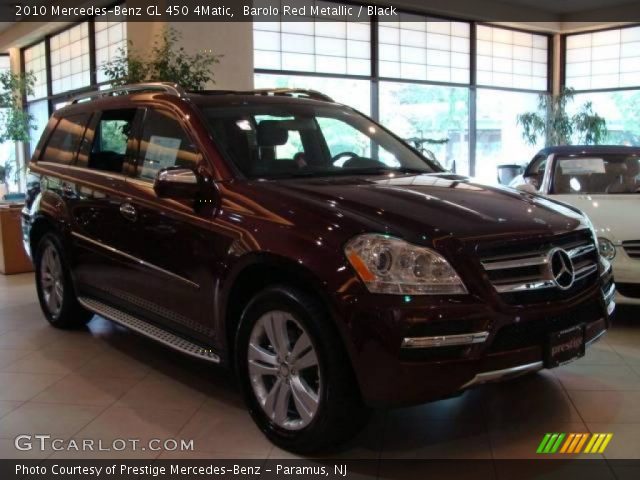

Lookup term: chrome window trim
[401,331,489,349]
[541,153,555,193]
[71,231,200,289]
[158,168,198,184]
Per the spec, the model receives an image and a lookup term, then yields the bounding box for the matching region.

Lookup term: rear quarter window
[40,113,91,165]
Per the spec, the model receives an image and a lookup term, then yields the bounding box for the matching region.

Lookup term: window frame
[562,23,640,94]
[132,107,203,183]
[20,2,126,160]
[79,107,141,176]
[254,7,553,176]
[37,112,93,166]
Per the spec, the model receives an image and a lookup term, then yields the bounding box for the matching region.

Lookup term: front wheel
[235,286,368,453]
[34,234,93,329]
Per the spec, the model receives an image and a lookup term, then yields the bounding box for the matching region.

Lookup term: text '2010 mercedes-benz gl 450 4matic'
[22,83,615,453]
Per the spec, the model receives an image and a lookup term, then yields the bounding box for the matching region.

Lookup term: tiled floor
[1,273,639,462]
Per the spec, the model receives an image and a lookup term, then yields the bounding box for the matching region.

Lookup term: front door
[119,107,221,342]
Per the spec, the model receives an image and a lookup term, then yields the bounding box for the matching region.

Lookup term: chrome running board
[78,297,220,363]
[461,361,544,389]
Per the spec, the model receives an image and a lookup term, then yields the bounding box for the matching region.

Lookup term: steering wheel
[331,151,359,166]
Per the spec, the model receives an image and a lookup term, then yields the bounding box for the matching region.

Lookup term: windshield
[200,104,439,179]
[552,154,640,194]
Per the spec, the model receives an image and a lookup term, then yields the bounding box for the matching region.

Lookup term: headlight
[344,234,467,295]
[598,237,616,260]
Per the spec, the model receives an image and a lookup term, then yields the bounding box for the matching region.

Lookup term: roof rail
[69,82,186,104]
[250,88,334,102]
[188,88,334,102]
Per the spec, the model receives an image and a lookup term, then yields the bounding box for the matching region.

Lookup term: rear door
[70,108,142,303]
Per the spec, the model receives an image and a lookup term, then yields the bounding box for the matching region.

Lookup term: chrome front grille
[623,240,640,259]
[479,230,598,299]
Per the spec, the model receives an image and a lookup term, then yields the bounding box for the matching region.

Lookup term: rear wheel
[236,285,368,453]
[34,234,93,329]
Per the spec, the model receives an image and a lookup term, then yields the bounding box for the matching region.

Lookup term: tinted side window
[83,109,137,174]
[136,109,198,181]
[526,154,547,176]
[41,113,91,165]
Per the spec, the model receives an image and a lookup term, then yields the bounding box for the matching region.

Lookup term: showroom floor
[1,273,639,463]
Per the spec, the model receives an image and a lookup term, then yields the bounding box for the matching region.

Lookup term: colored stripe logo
[537,433,612,454]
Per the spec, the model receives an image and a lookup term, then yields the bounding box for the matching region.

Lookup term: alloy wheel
[40,244,64,319]
[247,310,322,430]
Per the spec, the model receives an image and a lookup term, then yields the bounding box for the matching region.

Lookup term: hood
[550,194,640,242]
[256,173,588,244]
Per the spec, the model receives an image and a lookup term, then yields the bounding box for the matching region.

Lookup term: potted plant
[0,69,36,196]
[0,69,35,274]
[103,27,221,89]
[517,87,607,147]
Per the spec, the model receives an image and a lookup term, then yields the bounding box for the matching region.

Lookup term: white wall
[125,21,253,91]
[170,22,253,91]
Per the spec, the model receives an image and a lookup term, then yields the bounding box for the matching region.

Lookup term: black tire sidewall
[235,286,353,452]
[34,233,86,328]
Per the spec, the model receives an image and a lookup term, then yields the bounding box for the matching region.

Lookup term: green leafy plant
[103,27,221,90]
[517,87,607,147]
[0,70,36,191]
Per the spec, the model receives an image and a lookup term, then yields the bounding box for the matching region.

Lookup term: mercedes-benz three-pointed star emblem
[547,248,575,290]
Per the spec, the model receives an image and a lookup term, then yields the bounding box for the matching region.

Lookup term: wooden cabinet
[0,203,33,274]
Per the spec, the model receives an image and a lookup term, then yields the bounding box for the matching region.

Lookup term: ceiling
[0,22,11,32]
[500,0,637,14]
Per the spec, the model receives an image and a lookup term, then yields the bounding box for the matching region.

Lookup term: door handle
[119,202,138,222]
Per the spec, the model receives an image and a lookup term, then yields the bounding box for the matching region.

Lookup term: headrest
[626,158,640,176]
[257,121,288,147]
[607,162,627,175]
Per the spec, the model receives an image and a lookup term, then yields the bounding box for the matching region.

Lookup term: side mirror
[516,183,539,194]
[153,167,201,199]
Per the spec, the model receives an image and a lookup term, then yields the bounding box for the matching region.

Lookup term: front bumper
[611,245,640,304]
[338,279,614,408]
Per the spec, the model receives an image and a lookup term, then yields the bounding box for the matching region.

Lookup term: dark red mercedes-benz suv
[22,83,615,452]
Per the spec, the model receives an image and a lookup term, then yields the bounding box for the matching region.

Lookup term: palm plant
[103,27,221,90]
[518,87,607,146]
[0,70,36,193]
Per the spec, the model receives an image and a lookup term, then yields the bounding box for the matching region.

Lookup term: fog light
[598,237,616,260]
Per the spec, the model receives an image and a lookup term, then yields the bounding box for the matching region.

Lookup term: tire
[235,285,368,453]
[34,233,93,329]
